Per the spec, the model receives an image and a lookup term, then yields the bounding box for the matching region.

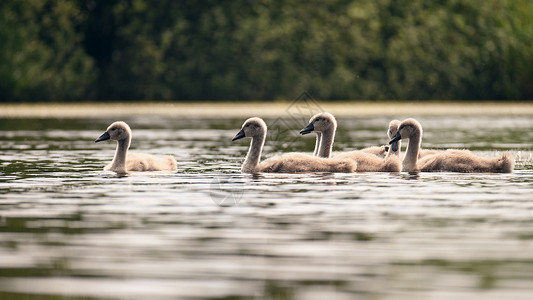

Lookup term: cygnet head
[389,118,422,145]
[299,112,336,135]
[232,117,267,141]
[95,121,132,143]
[388,120,401,152]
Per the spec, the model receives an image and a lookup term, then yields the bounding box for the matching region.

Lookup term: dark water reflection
[0,115,533,299]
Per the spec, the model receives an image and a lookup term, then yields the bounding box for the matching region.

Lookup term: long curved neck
[242,131,266,173]
[403,133,421,172]
[313,132,322,156]
[318,128,335,158]
[110,136,130,173]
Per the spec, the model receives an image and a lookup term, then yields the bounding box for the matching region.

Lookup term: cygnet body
[95,121,177,174]
[389,118,514,173]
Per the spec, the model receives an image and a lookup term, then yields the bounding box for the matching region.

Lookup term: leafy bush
[0,0,96,101]
[0,0,532,101]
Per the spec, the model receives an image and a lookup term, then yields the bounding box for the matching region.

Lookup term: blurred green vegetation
[0,0,532,101]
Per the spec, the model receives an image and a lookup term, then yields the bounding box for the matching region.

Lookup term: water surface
[1,115,532,299]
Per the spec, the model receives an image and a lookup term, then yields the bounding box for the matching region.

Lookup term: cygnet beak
[299,123,315,135]
[388,132,402,152]
[95,131,111,143]
[390,141,399,152]
[232,129,246,141]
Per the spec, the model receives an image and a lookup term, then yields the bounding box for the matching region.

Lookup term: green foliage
[0,0,96,101]
[0,0,532,101]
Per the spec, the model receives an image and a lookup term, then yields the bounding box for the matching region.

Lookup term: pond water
[1,114,533,299]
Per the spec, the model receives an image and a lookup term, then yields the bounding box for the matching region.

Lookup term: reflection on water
[0,115,533,299]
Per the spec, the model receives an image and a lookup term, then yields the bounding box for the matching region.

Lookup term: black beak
[299,123,314,135]
[390,141,399,152]
[232,129,246,141]
[389,132,401,145]
[95,131,110,143]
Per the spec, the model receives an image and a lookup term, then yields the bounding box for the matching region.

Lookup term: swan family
[231,117,356,173]
[95,115,514,174]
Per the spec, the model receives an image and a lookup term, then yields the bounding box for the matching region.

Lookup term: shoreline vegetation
[1,1,532,101]
[1,102,533,118]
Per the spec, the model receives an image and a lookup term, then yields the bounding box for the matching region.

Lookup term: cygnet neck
[318,127,335,158]
[110,135,131,173]
[242,130,266,173]
[313,132,322,156]
[403,131,421,172]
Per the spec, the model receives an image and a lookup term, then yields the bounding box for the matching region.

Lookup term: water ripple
[0,116,532,299]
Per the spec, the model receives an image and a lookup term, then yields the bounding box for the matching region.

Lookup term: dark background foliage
[1,0,532,101]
